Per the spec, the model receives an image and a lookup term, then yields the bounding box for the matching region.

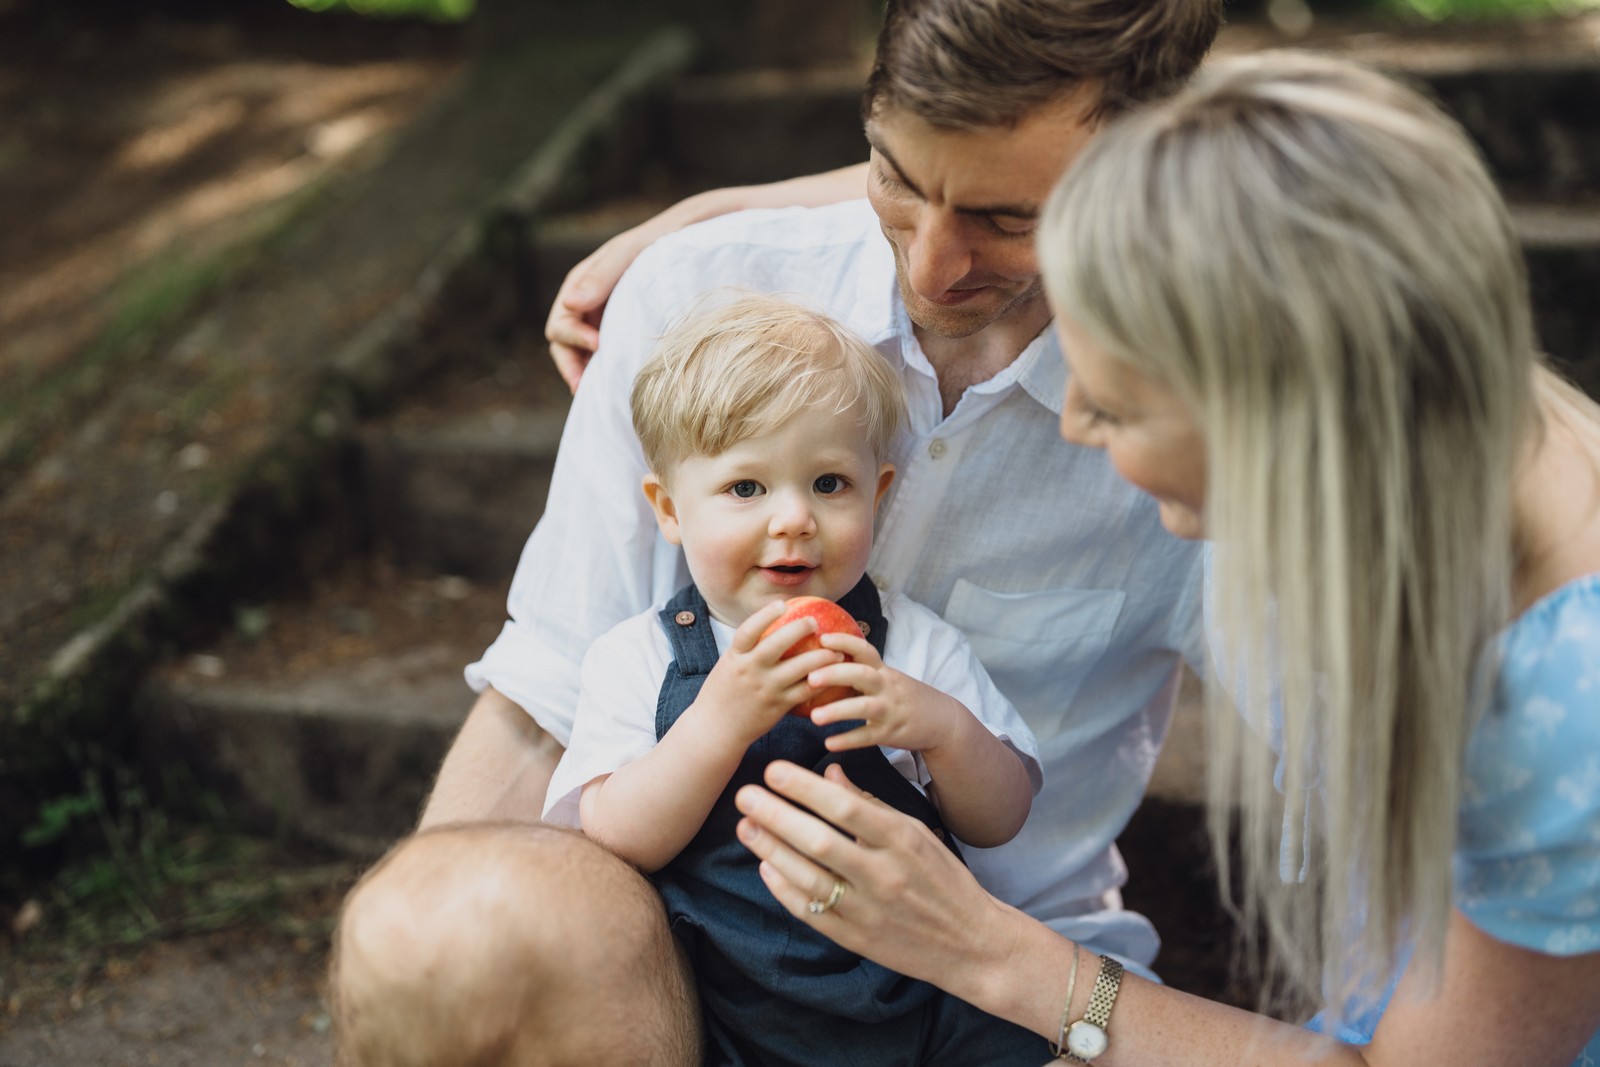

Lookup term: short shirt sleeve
[1455,576,1600,957]
[880,592,1043,795]
[540,610,673,828]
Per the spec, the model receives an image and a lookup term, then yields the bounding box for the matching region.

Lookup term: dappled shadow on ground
[0,0,463,456]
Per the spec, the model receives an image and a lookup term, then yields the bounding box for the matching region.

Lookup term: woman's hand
[733,760,1018,987]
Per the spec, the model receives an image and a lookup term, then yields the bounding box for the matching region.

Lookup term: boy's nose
[768,491,817,538]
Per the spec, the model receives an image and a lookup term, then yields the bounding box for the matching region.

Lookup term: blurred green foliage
[1386,0,1600,18]
[286,0,475,23]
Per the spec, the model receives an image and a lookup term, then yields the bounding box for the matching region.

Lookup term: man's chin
[899,279,1044,340]
[903,291,1010,339]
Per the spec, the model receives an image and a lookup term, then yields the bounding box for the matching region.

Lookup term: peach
[761,596,863,716]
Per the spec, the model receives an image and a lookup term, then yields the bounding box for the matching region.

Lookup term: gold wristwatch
[1064,955,1123,1062]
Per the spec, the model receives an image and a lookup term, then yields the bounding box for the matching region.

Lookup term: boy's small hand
[692,601,845,748]
[806,633,965,754]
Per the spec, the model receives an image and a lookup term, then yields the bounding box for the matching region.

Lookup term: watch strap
[1063,955,1124,1062]
[1084,954,1123,1028]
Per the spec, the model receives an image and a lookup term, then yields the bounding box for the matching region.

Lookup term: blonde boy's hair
[631,292,904,477]
[1042,51,1537,1027]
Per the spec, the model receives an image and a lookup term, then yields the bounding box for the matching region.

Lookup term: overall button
[674,610,696,626]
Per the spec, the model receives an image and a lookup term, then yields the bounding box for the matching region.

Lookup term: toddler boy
[543,292,1051,1065]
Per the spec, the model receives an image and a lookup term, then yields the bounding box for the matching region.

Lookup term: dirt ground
[0,0,464,471]
[0,885,350,1067]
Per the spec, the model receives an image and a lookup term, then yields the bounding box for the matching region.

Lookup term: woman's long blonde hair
[1040,51,1538,1022]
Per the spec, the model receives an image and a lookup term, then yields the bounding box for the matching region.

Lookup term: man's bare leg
[421,687,564,828]
[330,822,700,1067]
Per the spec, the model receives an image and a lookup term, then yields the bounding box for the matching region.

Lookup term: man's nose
[905,209,973,298]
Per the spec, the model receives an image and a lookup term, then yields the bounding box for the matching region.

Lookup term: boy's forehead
[726,406,881,457]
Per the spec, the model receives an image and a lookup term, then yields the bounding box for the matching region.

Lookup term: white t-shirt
[544,589,1044,828]
[468,200,1206,970]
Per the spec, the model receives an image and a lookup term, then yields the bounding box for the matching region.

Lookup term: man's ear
[642,473,683,546]
[874,463,896,512]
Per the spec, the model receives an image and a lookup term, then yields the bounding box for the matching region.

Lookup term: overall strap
[657,583,721,677]
[834,574,888,659]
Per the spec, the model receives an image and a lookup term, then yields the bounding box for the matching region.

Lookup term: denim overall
[650,578,1052,1066]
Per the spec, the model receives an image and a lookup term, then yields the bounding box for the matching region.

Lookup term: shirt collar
[879,285,1066,418]
[854,216,902,349]
[1015,324,1066,415]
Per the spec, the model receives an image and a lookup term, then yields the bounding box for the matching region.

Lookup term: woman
[570,52,1600,1064]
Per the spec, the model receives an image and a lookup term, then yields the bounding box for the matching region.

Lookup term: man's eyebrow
[865,129,1039,221]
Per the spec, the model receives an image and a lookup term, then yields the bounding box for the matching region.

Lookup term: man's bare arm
[419,687,565,828]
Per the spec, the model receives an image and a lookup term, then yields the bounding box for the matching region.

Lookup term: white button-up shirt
[468,199,1206,970]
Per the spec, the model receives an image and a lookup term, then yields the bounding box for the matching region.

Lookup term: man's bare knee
[330,821,699,1066]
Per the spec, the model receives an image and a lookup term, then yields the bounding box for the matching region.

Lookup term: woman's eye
[814,474,843,494]
[730,481,763,498]
[1087,406,1119,428]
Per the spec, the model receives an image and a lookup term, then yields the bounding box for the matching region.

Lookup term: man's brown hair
[863,0,1223,128]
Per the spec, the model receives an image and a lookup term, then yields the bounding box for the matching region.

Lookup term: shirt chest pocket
[943,579,1126,735]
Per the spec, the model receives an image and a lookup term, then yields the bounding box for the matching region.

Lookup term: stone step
[359,381,569,581]
[662,18,1600,198]
[517,195,685,336]
[1518,197,1600,396]
[663,64,870,189]
[1217,15,1600,195]
[138,561,507,856]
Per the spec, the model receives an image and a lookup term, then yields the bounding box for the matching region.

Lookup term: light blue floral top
[1314,574,1600,1065]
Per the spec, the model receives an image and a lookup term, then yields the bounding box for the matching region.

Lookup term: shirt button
[874,578,887,591]
[674,610,696,626]
[928,438,947,459]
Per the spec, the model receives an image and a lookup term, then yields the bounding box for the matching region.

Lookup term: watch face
[1067,1021,1108,1059]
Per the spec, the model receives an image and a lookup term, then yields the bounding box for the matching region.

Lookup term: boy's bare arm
[579,710,749,871]
[914,706,1033,848]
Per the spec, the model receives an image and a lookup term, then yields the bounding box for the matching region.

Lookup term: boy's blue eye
[730,480,762,498]
[814,474,842,494]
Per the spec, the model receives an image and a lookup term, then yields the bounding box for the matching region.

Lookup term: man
[333,1,1221,1063]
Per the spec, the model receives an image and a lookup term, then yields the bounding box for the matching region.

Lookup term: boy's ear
[874,463,896,511]
[642,473,683,546]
